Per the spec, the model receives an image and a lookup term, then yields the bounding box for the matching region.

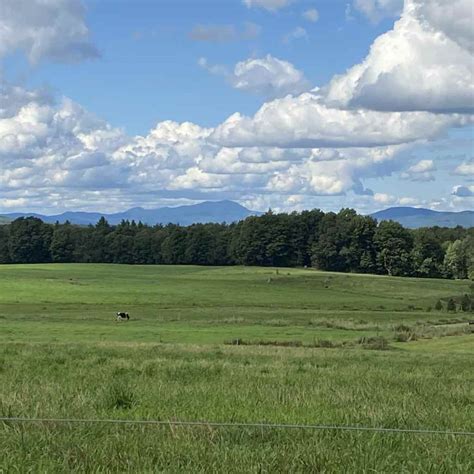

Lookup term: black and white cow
[116,312,130,321]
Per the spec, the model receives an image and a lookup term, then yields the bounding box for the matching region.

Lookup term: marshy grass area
[0,264,473,472]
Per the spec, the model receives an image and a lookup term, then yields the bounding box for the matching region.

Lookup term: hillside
[1,200,260,226]
[371,207,474,228]
[3,203,472,228]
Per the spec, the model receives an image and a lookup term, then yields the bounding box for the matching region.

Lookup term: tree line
[0,209,473,279]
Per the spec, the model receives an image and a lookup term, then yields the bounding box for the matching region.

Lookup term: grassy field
[1,264,473,472]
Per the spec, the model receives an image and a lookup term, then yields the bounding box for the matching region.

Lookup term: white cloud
[406,159,435,174]
[211,93,466,149]
[451,185,474,197]
[0,84,128,194]
[353,0,403,23]
[374,193,397,205]
[302,8,319,22]
[0,82,412,210]
[453,160,474,177]
[243,0,294,12]
[0,0,98,63]
[415,0,474,54]
[1,0,473,215]
[283,27,308,44]
[200,55,311,98]
[400,159,436,181]
[326,0,474,114]
[262,146,401,196]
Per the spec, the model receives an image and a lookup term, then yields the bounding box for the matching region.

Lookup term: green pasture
[0,264,473,472]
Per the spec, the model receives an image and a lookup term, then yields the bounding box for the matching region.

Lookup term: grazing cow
[116,312,130,322]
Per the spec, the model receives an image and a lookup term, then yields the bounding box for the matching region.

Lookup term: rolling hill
[371,207,474,228]
[2,203,472,228]
[0,200,260,226]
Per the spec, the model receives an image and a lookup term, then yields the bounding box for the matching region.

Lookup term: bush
[447,298,456,312]
[460,294,471,312]
[434,300,443,311]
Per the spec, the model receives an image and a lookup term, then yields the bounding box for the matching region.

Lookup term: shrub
[447,298,456,312]
[434,300,443,311]
[460,294,471,312]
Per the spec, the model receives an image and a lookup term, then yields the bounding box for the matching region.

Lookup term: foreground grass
[0,264,473,471]
[1,343,473,472]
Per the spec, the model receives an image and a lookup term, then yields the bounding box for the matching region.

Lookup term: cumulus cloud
[326,0,474,114]
[211,92,466,149]
[0,83,128,195]
[0,0,98,63]
[0,80,411,209]
[400,159,436,181]
[243,0,294,12]
[451,185,474,197]
[302,8,319,22]
[263,146,400,196]
[452,159,474,177]
[353,0,403,23]
[373,193,397,205]
[199,55,311,98]
[1,0,473,214]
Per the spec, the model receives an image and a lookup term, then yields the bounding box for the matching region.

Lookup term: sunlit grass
[0,264,473,471]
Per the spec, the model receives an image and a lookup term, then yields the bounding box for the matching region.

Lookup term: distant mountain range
[370,207,474,228]
[0,203,472,228]
[0,200,261,226]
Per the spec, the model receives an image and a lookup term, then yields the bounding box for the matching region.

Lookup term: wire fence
[1,417,473,437]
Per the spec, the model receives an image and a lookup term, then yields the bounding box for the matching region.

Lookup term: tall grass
[1,343,473,471]
[0,264,473,471]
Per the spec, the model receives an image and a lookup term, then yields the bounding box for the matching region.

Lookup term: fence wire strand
[1,417,473,437]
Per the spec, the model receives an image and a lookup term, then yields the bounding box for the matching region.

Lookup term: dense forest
[0,209,473,279]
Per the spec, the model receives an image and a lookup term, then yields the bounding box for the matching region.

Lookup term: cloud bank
[1,0,473,214]
[0,0,98,63]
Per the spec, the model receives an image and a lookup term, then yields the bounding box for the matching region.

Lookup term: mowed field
[1,264,473,472]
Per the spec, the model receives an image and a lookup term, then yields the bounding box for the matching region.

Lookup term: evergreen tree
[0,225,10,263]
[8,217,52,263]
[50,221,76,263]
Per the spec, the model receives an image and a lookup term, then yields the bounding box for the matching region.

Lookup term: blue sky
[0,0,473,214]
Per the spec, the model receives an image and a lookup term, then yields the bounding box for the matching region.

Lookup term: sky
[0,0,473,215]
